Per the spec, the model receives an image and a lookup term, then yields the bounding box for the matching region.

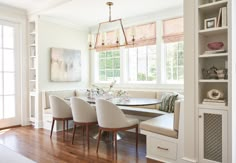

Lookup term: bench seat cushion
[140,114,178,138]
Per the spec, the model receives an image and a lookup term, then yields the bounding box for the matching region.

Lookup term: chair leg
[50,119,55,138]
[82,126,85,137]
[66,120,69,132]
[136,125,138,153]
[114,131,117,157]
[63,120,65,141]
[86,124,89,149]
[96,128,102,153]
[72,124,76,145]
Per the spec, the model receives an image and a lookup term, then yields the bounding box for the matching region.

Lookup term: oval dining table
[78,96,161,106]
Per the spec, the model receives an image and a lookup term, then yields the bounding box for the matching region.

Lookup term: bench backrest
[42,90,76,109]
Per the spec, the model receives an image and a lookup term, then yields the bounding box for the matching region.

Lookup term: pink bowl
[208,42,224,50]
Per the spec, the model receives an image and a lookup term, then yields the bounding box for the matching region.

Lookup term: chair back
[71,97,97,123]
[96,99,129,128]
[49,95,72,118]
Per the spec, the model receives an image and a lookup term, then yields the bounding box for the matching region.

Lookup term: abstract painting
[50,48,81,82]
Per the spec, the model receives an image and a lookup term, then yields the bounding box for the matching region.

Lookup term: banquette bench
[42,89,183,127]
[41,89,184,162]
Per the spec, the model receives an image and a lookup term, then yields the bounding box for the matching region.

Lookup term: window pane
[105,58,113,69]
[148,55,157,81]
[4,95,15,118]
[128,48,137,81]
[127,46,157,82]
[137,52,147,81]
[4,49,14,72]
[165,42,184,83]
[99,59,106,69]
[3,26,14,49]
[99,70,105,81]
[4,73,15,95]
[113,58,120,69]
[106,51,112,57]
[98,50,120,81]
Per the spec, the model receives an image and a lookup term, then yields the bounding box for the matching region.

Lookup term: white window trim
[90,18,184,91]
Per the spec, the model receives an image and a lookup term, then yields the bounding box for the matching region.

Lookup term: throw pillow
[160,93,178,113]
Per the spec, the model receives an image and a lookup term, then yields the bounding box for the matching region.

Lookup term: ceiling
[0,0,183,27]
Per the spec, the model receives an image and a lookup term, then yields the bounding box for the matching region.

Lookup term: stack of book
[202,98,226,106]
[216,6,227,27]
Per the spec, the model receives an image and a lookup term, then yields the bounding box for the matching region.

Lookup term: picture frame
[204,17,217,29]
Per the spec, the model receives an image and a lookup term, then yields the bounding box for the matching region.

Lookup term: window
[165,41,184,82]
[163,17,184,83]
[98,50,120,81]
[125,45,157,82]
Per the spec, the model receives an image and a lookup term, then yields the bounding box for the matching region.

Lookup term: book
[216,8,222,27]
[202,101,226,106]
[203,49,226,54]
[203,98,225,103]
[221,7,227,26]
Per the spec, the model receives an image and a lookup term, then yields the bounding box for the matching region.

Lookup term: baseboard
[181,157,197,163]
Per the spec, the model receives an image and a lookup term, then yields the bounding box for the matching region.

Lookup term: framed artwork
[50,48,81,82]
[204,17,217,29]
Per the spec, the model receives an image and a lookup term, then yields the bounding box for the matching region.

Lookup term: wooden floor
[0,126,161,163]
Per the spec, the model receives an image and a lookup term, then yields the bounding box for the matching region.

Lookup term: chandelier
[88,2,135,50]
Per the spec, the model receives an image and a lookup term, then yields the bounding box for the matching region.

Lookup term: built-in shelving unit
[196,0,229,162]
[28,20,38,124]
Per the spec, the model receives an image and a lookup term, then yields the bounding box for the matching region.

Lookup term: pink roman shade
[95,30,119,51]
[125,22,156,47]
[163,17,184,43]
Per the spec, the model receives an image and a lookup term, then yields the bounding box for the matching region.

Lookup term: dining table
[77,96,161,106]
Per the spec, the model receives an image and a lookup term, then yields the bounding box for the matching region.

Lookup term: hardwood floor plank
[0,126,161,163]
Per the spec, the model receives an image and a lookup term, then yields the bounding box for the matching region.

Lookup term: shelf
[30,31,36,35]
[198,104,228,110]
[199,26,228,36]
[29,80,36,82]
[30,92,36,96]
[30,55,36,58]
[199,0,228,12]
[199,79,228,83]
[30,44,36,47]
[199,53,228,58]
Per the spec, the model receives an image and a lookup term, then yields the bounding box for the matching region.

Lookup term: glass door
[0,21,20,128]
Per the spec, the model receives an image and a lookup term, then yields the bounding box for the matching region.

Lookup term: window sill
[91,82,184,92]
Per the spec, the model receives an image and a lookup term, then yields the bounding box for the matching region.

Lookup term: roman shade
[163,17,184,43]
[125,22,156,47]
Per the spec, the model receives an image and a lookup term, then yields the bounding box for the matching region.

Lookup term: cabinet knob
[198,115,202,118]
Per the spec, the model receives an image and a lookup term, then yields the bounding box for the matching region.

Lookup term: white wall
[37,19,89,91]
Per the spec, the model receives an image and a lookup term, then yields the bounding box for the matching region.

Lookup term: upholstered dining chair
[70,97,97,148]
[95,99,139,157]
[49,95,73,141]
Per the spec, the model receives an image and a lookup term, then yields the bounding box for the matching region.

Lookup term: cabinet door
[198,109,227,163]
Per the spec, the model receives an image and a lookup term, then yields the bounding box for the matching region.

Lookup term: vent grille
[204,113,222,162]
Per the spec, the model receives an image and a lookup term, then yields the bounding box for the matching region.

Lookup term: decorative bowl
[207,42,224,50]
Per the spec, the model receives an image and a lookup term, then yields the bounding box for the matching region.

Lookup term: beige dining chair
[95,99,139,157]
[70,97,97,148]
[49,95,73,141]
